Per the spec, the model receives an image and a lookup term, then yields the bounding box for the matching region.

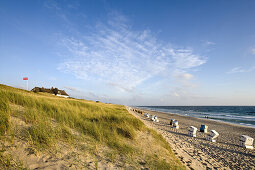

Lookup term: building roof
[31,87,69,96]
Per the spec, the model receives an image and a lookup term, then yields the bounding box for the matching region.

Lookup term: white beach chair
[172,120,179,129]
[206,130,219,142]
[151,115,158,122]
[239,135,254,149]
[188,126,198,137]
[153,116,159,122]
[151,115,156,121]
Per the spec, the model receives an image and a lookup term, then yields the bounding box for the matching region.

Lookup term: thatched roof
[31,87,69,96]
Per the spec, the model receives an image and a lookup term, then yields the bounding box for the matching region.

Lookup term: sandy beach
[128,107,255,170]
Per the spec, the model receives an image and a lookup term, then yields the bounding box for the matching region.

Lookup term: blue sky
[1,0,255,105]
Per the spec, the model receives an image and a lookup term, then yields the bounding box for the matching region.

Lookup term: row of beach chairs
[144,113,159,122]
[141,111,254,150]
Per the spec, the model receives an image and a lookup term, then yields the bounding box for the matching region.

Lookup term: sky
[1,0,255,106]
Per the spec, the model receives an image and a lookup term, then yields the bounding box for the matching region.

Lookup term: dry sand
[127,107,255,170]
[4,116,120,170]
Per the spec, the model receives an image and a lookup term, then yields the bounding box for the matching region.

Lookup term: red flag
[23,77,28,80]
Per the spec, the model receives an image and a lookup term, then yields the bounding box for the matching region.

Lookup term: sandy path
[127,107,255,170]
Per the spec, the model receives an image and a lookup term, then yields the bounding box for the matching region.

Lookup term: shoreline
[136,107,255,130]
[128,106,255,170]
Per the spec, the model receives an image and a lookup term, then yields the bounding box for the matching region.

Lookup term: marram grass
[0,98,10,135]
[0,84,184,169]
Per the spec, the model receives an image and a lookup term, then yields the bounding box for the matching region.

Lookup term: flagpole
[23,77,29,90]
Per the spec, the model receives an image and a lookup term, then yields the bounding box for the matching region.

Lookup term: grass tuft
[0,152,26,169]
[27,123,55,150]
[0,98,10,135]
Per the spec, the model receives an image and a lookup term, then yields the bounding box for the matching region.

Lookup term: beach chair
[170,119,175,125]
[200,124,208,133]
[151,115,155,121]
[239,135,254,149]
[188,126,197,137]
[206,130,219,142]
[151,115,158,122]
[153,116,159,122]
[172,120,179,129]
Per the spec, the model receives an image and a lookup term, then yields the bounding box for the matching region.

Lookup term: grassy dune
[0,84,184,169]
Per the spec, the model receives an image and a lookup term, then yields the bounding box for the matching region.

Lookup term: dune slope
[0,84,184,169]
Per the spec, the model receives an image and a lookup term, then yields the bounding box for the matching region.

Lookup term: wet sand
[127,107,255,170]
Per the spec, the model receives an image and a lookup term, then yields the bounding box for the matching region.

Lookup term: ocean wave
[138,106,255,128]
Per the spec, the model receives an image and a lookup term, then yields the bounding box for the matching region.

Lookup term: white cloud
[44,0,61,10]
[205,41,216,45]
[227,66,255,74]
[58,13,206,92]
[64,86,80,92]
[170,49,206,69]
[173,71,193,80]
[251,48,255,55]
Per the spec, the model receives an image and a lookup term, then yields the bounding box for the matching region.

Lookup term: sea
[137,106,255,128]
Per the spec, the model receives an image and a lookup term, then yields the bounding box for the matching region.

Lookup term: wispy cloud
[205,41,216,46]
[58,13,206,92]
[63,86,110,101]
[227,66,255,74]
[44,0,75,28]
[44,0,61,11]
[64,86,80,92]
[174,72,193,80]
[251,48,255,55]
